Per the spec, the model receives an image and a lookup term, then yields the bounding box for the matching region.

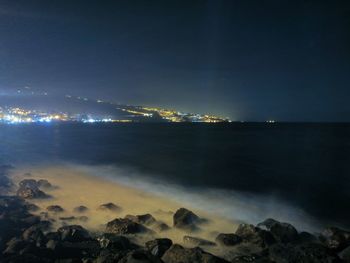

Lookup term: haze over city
[1,0,350,121]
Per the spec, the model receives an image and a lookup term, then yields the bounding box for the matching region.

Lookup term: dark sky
[0,0,349,121]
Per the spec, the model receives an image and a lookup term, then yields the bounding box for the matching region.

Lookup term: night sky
[0,0,350,121]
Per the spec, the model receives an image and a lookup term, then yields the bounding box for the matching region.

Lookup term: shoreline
[1,164,350,262]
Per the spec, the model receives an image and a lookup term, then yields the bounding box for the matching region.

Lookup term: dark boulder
[17,186,49,199]
[152,221,171,232]
[73,205,89,213]
[98,202,121,212]
[269,242,342,263]
[183,236,216,246]
[25,203,40,212]
[59,216,77,222]
[47,205,64,213]
[37,179,52,189]
[106,218,154,235]
[22,225,45,244]
[258,218,298,243]
[57,225,91,242]
[339,245,350,262]
[119,249,163,263]
[19,179,38,189]
[145,238,173,257]
[125,214,157,226]
[162,244,229,263]
[236,224,276,248]
[98,233,136,250]
[320,227,350,252]
[216,233,242,246]
[173,208,201,231]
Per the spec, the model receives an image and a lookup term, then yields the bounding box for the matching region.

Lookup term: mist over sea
[1,122,349,231]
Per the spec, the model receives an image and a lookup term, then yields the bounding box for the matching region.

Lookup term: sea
[1,122,349,231]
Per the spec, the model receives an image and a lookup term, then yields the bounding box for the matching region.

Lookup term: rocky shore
[1,165,350,263]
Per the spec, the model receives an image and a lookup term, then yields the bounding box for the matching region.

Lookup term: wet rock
[47,205,64,213]
[3,237,28,255]
[216,233,242,246]
[57,225,91,242]
[25,203,40,212]
[37,179,52,188]
[98,202,121,212]
[98,233,136,250]
[146,238,173,257]
[119,249,163,263]
[106,218,154,235]
[152,221,170,232]
[269,242,342,263]
[162,244,229,263]
[298,232,319,244]
[22,225,45,244]
[320,227,350,251]
[235,224,276,248]
[73,205,89,213]
[258,218,298,243]
[125,214,157,226]
[173,208,201,231]
[339,245,350,262]
[19,179,38,189]
[17,186,49,199]
[183,236,216,246]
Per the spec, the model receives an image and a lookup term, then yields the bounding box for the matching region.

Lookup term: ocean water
[0,122,349,230]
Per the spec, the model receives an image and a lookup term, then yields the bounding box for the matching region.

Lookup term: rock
[47,205,64,213]
[73,205,89,213]
[22,225,45,243]
[98,233,136,250]
[152,221,170,232]
[258,218,298,243]
[145,238,173,257]
[3,237,28,255]
[98,202,121,212]
[320,227,350,251]
[339,245,350,262]
[183,236,216,246]
[173,208,201,231]
[216,233,242,246]
[125,214,157,226]
[37,179,52,188]
[57,225,91,242]
[269,242,342,263]
[298,232,319,244]
[19,179,38,189]
[162,244,229,263]
[235,224,276,248]
[25,203,41,212]
[106,218,154,235]
[119,249,163,263]
[17,186,49,199]
[46,239,59,250]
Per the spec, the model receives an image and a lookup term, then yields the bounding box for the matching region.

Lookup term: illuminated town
[0,102,230,124]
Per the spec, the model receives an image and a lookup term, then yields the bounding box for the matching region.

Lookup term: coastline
[1,164,350,262]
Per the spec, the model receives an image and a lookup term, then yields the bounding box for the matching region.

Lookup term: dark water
[1,123,349,228]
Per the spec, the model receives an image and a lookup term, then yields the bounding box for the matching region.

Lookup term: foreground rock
[73,205,89,213]
[258,218,299,243]
[215,233,242,246]
[235,223,276,248]
[125,213,157,226]
[106,218,155,235]
[46,205,64,213]
[162,244,229,263]
[98,202,122,212]
[320,227,350,252]
[146,238,173,257]
[173,208,203,231]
